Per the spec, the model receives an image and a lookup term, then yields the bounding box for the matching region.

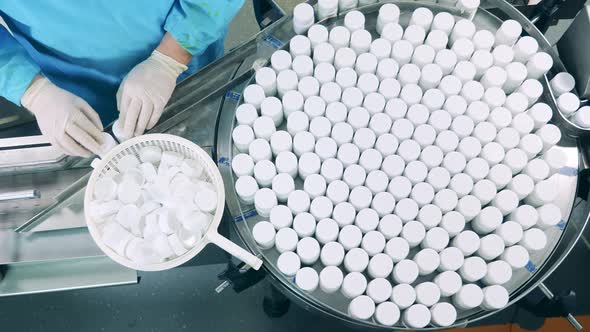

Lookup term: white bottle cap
[398,63,421,86]
[525,179,558,207]
[441,211,466,237]
[344,10,365,31]
[320,158,344,184]
[414,246,442,275]
[523,158,550,183]
[537,203,562,228]
[434,188,459,213]
[432,11,455,35]
[359,148,383,173]
[342,271,368,299]
[393,259,420,284]
[320,241,345,266]
[458,136,482,161]
[439,246,465,272]
[397,139,422,163]
[232,125,255,153]
[471,50,493,79]
[290,35,312,59]
[444,95,467,118]
[367,253,394,280]
[365,94,387,117]
[507,174,534,201]
[494,221,524,247]
[349,186,373,211]
[460,256,488,282]
[333,223,362,256]
[473,30,495,51]
[292,212,316,238]
[319,265,343,293]
[425,30,449,52]
[420,145,443,169]
[435,49,459,76]
[501,245,530,269]
[272,172,295,202]
[334,48,357,72]
[526,52,553,80]
[375,301,401,326]
[404,160,428,185]
[314,63,336,85]
[422,88,446,111]
[537,124,562,152]
[518,79,544,106]
[391,283,416,310]
[287,189,311,215]
[513,36,539,63]
[527,103,552,129]
[415,282,441,307]
[253,116,276,141]
[232,153,255,178]
[495,127,520,150]
[253,221,276,249]
[270,205,293,230]
[377,3,401,34]
[370,38,392,61]
[450,19,476,45]
[491,189,519,215]
[353,208,379,233]
[326,179,351,205]
[235,103,258,127]
[420,64,444,91]
[381,22,404,46]
[477,234,506,261]
[403,304,431,329]
[435,130,459,153]
[298,152,321,179]
[550,72,576,96]
[434,271,462,298]
[362,231,387,257]
[543,147,567,175]
[385,237,410,263]
[391,39,414,66]
[402,220,426,247]
[254,188,278,218]
[275,227,299,253]
[295,267,319,292]
[243,84,266,109]
[454,284,484,310]
[461,81,485,103]
[277,251,301,277]
[456,194,482,222]
[271,50,292,72]
[428,110,452,133]
[297,237,321,265]
[481,285,509,310]
[452,230,481,256]
[482,260,512,285]
[286,111,309,137]
[520,228,548,251]
[427,167,451,192]
[388,176,413,201]
[495,19,522,47]
[375,133,399,157]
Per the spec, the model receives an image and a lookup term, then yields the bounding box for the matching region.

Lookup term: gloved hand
[21,76,105,157]
[116,50,188,137]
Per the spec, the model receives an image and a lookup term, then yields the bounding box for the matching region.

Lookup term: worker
[0,1,244,157]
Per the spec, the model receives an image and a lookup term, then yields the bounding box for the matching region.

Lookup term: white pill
[453,61,477,84]
[253,221,276,249]
[537,203,562,228]
[291,56,313,81]
[481,285,509,311]
[355,53,378,76]
[367,38,390,61]
[537,124,561,152]
[366,172,389,198]
[297,237,321,265]
[290,34,312,57]
[321,241,345,267]
[320,83,342,105]
[471,29,494,52]
[420,223,448,251]
[454,284,484,310]
[388,176,413,201]
[526,103,551,130]
[318,265,343,294]
[329,25,351,50]
[379,79,402,102]
[439,246,465,272]
[492,189,519,216]
[254,188,277,218]
[352,128,376,153]
[495,127,520,151]
[235,176,259,204]
[550,72,576,97]
[433,270,461,299]
[349,186,373,212]
[271,50,292,72]
[543,147,567,175]
[426,167,451,192]
[315,137,337,161]
[254,159,277,188]
[269,205,293,230]
[512,35,539,62]
[419,145,443,169]
[341,271,368,299]
[483,260,512,285]
[392,198,424,222]
[292,212,315,238]
[275,228,299,253]
[391,39,414,66]
[232,154,255,178]
[295,267,319,292]
[507,174,534,201]
[402,220,426,248]
[459,256,487,282]
[452,38,475,62]
[337,143,360,168]
[403,304,431,329]
[334,49,357,75]
[315,218,338,245]
[420,64,444,92]
[494,221,524,247]
[452,230,481,256]
[520,228,548,251]
[398,63,420,87]
[381,22,404,47]
[443,151,467,175]
[298,152,321,179]
[410,182,434,208]
[426,30,449,52]
[277,251,301,277]
[453,173,476,200]
[450,18,476,45]
[404,160,428,185]
[527,52,553,80]
[353,208,379,234]
[525,179,558,207]
[403,24,426,47]
[364,93,386,116]
[362,230,386,256]
[310,196,334,221]
[376,3,400,31]
[327,180,351,205]
[522,159,550,184]
[519,79,544,107]
[349,295,376,320]
[332,202,356,227]
[441,211,466,237]
[431,11,455,34]
[293,2,314,34]
[359,149,383,173]
[400,84,424,109]
[501,245,530,269]
[383,237,409,265]
[390,284,416,312]
[279,92,303,117]
[274,152,297,178]
[421,89,445,112]
[308,23,329,47]
[415,282,441,308]
[509,205,539,230]
[268,132,291,157]
[232,125,255,153]
[471,50,493,80]
[464,157,489,182]
[477,234,506,261]
[435,130,459,154]
[235,103,258,127]
[374,301,401,327]
[433,188,458,213]
[431,51,455,80]
[315,63,337,85]
[286,111,309,137]
[392,259,419,284]
[252,116,276,141]
[376,215,402,240]
[321,158,344,183]
[287,190,310,215]
[456,195,482,222]
[413,45,436,69]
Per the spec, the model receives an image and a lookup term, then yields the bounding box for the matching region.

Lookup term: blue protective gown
[0,0,244,125]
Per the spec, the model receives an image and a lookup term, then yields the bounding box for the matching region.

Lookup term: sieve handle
[207,231,263,270]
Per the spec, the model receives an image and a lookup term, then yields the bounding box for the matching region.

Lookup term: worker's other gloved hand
[21,76,105,157]
[116,50,187,137]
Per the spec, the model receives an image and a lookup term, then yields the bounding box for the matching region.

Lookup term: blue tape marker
[263,34,284,49]
[234,209,258,222]
[225,91,241,101]
[217,156,230,166]
[525,260,537,273]
[559,166,578,176]
[555,219,567,230]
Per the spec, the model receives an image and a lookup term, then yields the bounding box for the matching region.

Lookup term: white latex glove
[21,76,105,157]
[116,50,187,137]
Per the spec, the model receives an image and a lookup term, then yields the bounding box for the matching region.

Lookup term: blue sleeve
[0,26,40,106]
[164,0,245,56]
